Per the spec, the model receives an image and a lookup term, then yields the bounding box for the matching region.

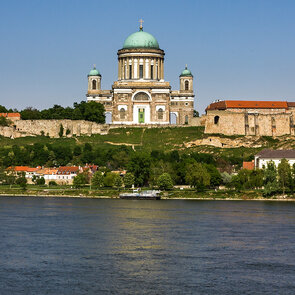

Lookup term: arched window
[92,80,97,90]
[158,108,163,120]
[185,115,189,124]
[214,116,219,124]
[120,108,126,120]
[133,92,149,101]
[185,80,189,91]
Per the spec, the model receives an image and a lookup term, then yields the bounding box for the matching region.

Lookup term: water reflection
[0,198,295,294]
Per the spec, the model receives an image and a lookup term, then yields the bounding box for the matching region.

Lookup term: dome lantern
[122,22,159,49]
[88,65,101,77]
[180,65,193,77]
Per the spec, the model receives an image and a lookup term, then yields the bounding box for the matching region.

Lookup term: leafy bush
[157,173,173,190]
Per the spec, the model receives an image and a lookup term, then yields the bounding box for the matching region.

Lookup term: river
[0,197,295,294]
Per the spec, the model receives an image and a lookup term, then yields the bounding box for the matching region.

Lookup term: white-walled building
[254,149,295,169]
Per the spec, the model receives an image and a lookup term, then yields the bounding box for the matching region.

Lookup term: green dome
[123,28,159,49]
[88,66,101,76]
[180,66,193,77]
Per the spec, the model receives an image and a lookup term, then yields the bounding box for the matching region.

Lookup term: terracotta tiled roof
[57,166,80,175]
[0,113,21,118]
[83,164,98,173]
[242,161,255,170]
[6,166,39,172]
[287,102,295,108]
[256,149,295,159]
[206,100,289,111]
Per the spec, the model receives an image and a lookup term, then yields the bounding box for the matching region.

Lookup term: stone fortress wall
[0,120,109,138]
[0,117,202,139]
[204,101,295,137]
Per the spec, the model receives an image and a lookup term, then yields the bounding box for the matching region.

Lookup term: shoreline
[0,193,294,201]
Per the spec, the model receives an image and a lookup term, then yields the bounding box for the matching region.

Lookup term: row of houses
[6,164,98,185]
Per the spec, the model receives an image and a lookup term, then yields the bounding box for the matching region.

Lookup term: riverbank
[0,187,294,201]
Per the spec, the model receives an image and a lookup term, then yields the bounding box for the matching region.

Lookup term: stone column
[143,58,146,79]
[124,58,126,80]
[159,58,162,80]
[132,58,135,80]
[127,59,130,80]
[118,58,121,80]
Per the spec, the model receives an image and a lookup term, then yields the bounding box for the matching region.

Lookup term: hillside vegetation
[0,126,292,168]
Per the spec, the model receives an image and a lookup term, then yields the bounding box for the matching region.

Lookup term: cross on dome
[139,18,144,30]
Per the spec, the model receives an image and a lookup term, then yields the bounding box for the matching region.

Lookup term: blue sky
[0,0,294,114]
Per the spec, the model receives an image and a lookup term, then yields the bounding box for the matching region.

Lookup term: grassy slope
[0,126,288,160]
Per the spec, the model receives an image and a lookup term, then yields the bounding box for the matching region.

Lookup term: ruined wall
[204,111,246,135]
[0,120,110,138]
[205,110,294,136]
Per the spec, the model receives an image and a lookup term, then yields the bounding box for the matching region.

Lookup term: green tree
[157,173,173,190]
[221,172,232,187]
[205,164,222,187]
[58,124,64,137]
[72,107,84,120]
[83,101,105,124]
[231,175,243,191]
[16,175,27,189]
[113,174,123,189]
[0,105,8,113]
[73,173,87,188]
[127,153,151,187]
[103,172,117,187]
[185,163,210,191]
[73,145,82,156]
[249,169,264,189]
[20,107,42,120]
[91,172,104,188]
[0,117,11,126]
[124,172,135,188]
[264,161,277,184]
[36,177,45,185]
[278,159,291,194]
[263,161,279,197]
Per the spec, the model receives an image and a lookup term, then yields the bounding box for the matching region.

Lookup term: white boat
[119,190,161,200]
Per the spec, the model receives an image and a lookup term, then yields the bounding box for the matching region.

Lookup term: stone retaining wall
[0,120,110,138]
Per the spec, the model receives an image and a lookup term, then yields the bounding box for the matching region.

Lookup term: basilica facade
[86,23,194,125]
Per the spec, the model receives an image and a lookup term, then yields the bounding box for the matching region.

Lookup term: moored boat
[120,190,161,200]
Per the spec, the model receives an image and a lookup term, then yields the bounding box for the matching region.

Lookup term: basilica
[86,22,194,125]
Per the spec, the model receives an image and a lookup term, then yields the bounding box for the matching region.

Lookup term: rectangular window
[139,65,143,78]
[150,65,154,79]
[129,65,132,79]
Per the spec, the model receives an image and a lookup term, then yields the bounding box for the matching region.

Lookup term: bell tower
[87,65,101,92]
[179,65,193,93]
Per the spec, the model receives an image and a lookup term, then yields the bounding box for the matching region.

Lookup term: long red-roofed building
[0,113,21,121]
[204,100,295,136]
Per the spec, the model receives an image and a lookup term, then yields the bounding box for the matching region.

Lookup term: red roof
[57,166,80,175]
[0,113,21,118]
[6,166,39,172]
[206,100,289,111]
[288,102,295,108]
[242,161,255,170]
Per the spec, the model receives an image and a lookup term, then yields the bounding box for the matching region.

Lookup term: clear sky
[0,0,294,114]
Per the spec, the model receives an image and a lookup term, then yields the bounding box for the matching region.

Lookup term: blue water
[0,197,295,294]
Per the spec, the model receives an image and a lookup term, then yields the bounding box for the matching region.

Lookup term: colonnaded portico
[86,21,195,125]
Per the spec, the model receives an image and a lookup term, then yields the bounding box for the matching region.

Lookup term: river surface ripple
[0,197,295,294]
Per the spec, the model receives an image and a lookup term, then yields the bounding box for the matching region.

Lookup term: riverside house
[254,149,295,169]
